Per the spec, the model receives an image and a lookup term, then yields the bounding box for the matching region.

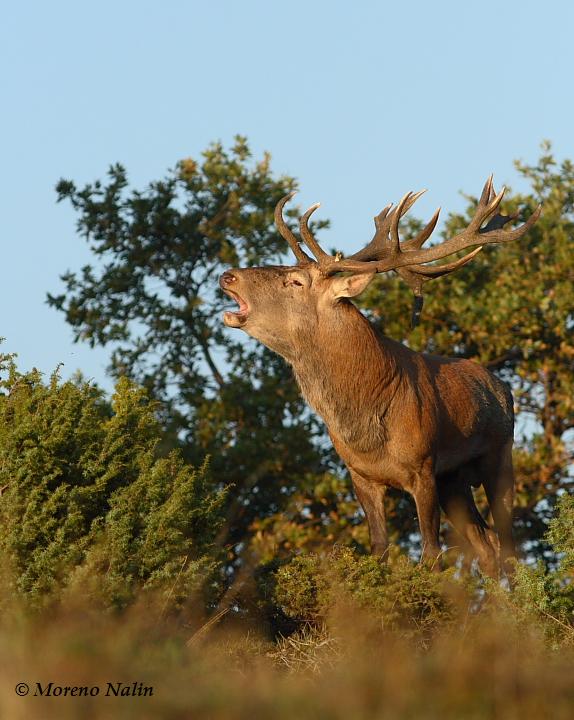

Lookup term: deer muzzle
[220,271,250,328]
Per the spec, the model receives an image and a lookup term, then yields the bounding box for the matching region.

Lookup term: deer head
[220,177,541,355]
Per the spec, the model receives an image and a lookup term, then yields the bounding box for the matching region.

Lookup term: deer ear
[330,272,376,299]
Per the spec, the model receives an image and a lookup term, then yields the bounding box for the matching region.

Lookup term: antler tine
[369,203,395,254]
[387,190,427,255]
[374,204,394,231]
[348,190,427,263]
[345,204,394,263]
[468,185,506,232]
[478,180,522,235]
[405,246,483,278]
[299,203,331,263]
[485,185,507,217]
[401,207,441,252]
[274,192,312,264]
[402,189,427,214]
[505,204,542,237]
[479,174,494,206]
[390,192,416,254]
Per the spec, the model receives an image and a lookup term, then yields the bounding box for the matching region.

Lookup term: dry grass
[1,588,573,720]
[268,622,341,674]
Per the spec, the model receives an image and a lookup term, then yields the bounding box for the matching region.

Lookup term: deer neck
[290,301,403,451]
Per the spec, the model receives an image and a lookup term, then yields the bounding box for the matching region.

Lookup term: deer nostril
[220,271,237,287]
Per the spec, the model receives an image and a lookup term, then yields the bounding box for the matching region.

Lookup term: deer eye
[284,278,304,288]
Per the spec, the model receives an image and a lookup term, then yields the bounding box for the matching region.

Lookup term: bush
[0,354,226,612]
[547,492,574,572]
[271,547,458,642]
[271,514,574,651]
[495,494,574,645]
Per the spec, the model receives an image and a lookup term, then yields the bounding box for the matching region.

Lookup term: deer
[219,177,541,577]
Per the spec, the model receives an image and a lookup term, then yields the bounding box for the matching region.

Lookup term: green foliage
[50,138,573,569]
[547,492,574,571]
[263,444,574,652]
[500,490,574,645]
[0,139,573,718]
[0,354,226,611]
[250,471,370,564]
[49,137,330,571]
[358,142,574,557]
[507,560,574,644]
[272,547,456,639]
[48,136,325,427]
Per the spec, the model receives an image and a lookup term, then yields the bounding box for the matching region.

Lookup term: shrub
[272,547,457,641]
[0,354,226,612]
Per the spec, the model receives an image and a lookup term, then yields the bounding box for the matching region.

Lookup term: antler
[275,177,542,325]
[274,192,312,263]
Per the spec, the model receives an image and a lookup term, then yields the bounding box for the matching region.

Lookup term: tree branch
[194,334,225,389]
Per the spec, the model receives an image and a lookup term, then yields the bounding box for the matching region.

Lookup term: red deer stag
[220,178,540,576]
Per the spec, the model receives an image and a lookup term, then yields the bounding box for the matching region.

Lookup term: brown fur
[220,263,515,576]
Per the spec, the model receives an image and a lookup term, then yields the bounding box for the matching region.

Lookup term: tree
[247,145,574,566]
[51,139,573,568]
[49,137,331,571]
[357,142,574,561]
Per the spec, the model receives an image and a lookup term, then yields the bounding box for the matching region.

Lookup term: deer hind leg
[443,521,474,574]
[480,441,516,576]
[412,466,442,568]
[437,468,499,578]
[350,471,389,558]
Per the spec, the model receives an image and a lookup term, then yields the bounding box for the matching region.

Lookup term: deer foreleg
[412,472,442,567]
[351,471,388,558]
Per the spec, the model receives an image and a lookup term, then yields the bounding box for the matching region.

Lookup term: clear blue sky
[1,0,572,391]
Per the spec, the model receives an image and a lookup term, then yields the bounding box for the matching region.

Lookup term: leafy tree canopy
[50,139,573,566]
[49,138,332,570]
[358,142,574,558]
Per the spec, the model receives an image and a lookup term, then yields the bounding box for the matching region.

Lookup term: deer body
[220,181,540,575]
[293,302,512,481]
[299,301,515,572]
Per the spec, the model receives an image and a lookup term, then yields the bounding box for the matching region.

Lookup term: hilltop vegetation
[0,355,225,614]
[0,140,572,718]
[48,139,574,567]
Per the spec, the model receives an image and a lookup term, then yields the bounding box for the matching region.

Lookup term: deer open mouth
[222,289,250,328]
